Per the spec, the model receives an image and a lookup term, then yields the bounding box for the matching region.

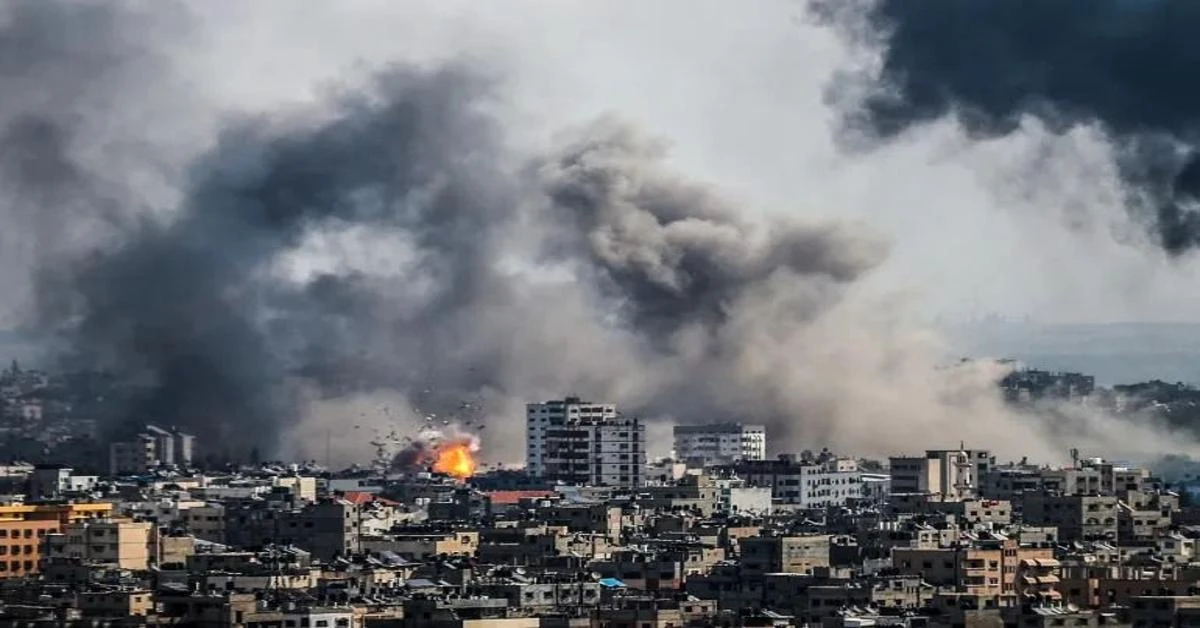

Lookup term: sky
[5,0,1200,466]
[170,0,1200,326]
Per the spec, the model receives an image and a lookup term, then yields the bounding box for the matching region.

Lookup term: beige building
[889,449,991,501]
[184,504,225,544]
[741,534,831,576]
[274,476,318,502]
[362,530,478,559]
[78,589,153,618]
[47,519,154,570]
[892,538,1053,596]
[0,503,112,579]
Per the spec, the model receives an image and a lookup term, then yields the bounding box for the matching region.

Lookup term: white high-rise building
[526,397,645,488]
[673,423,766,465]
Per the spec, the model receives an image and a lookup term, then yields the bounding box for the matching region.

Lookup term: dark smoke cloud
[37,62,514,453]
[814,0,1200,254]
[0,0,192,323]
[5,0,1186,465]
[540,120,882,336]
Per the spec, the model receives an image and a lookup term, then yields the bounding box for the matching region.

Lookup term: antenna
[326,429,332,471]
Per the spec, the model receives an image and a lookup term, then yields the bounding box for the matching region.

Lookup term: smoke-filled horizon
[814,0,1200,255]
[1,0,1198,467]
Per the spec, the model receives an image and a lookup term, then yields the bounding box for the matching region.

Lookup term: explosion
[432,441,478,480]
[391,427,481,481]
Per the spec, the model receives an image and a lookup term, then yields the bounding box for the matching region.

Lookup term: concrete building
[672,422,766,465]
[46,518,154,570]
[734,456,862,507]
[892,537,1053,597]
[741,534,832,576]
[526,397,645,488]
[0,503,112,579]
[26,465,98,500]
[1022,493,1119,542]
[889,448,992,500]
[109,425,196,475]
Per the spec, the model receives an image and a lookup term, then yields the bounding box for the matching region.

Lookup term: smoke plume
[814,0,1200,254]
[390,427,480,474]
[0,0,1192,466]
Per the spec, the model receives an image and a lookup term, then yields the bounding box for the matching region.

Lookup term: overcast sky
[146,0,1200,326]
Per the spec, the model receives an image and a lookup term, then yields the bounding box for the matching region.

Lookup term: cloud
[1,0,1195,469]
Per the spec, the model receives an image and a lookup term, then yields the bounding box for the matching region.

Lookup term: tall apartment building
[109,425,196,475]
[889,448,993,501]
[526,397,645,488]
[673,423,766,465]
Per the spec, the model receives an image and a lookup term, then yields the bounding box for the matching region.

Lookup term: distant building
[732,455,862,508]
[1001,368,1095,402]
[109,425,195,475]
[26,465,98,501]
[526,397,646,488]
[673,422,766,465]
[889,448,992,501]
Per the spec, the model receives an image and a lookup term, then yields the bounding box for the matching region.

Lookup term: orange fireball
[432,442,477,480]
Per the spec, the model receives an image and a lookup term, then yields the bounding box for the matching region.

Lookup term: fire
[432,442,477,480]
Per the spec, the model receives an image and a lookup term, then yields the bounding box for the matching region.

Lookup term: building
[26,465,98,500]
[889,448,992,501]
[741,535,832,576]
[46,519,154,570]
[1021,493,1119,542]
[109,425,196,475]
[733,456,862,507]
[526,397,646,488]
[0,503,113,579]
[892,537,1053,596]
[673,422,766,465]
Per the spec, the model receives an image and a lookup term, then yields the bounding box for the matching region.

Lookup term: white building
[734,456,862,508]
[673,423,766,465]
[526,397,645,488]
[27,465,99,500]
[714,477,774,515]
